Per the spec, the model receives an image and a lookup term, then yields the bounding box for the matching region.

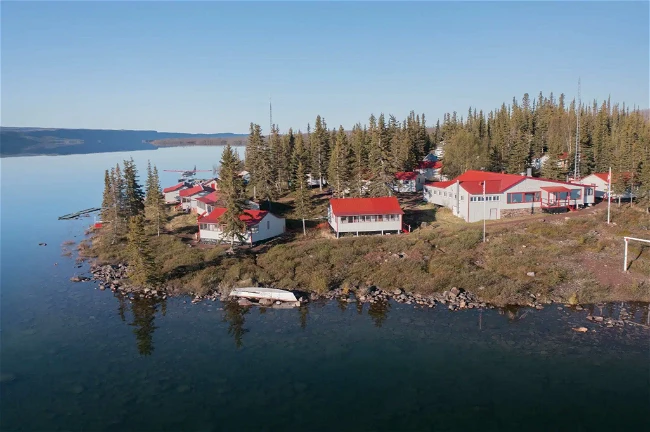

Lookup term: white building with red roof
[178,184,215,211]
[197,208,285,245]
[415,161,443,181]
[163,182,188,204]
[424,170,596,222]
[393,171,426,193]
[328,197,405,237]
[576,172,638,200]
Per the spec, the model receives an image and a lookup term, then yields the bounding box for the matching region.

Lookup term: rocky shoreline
[70,262,649,330]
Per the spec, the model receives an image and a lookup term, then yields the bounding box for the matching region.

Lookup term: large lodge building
[424,171,596,223]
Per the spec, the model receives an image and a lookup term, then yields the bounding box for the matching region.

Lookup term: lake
[1,147,649,431]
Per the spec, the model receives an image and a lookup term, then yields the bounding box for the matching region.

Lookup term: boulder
[526,272,536,277]
[238,299,253,307]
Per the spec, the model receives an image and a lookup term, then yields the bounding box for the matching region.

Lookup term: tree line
[242,94,650,201]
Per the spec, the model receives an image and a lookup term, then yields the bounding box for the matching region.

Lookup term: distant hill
[0,127,247,157]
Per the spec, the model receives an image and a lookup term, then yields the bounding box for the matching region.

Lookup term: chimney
[526,168,532,177]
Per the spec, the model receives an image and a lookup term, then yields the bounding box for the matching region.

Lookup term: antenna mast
[269,96,273,134]
[574,78,581,180]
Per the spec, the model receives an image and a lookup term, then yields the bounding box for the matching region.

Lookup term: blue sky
[2,1,648,134]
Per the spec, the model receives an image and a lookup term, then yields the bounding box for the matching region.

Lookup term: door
[489,208,498,219]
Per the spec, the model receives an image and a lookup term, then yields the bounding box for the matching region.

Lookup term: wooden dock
[58,207,102,220]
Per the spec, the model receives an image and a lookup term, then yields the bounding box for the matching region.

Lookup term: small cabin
[198,208,286,245]
[178,185,214,211]
[163,182,187,203]
[328,197,404,238]
[392,172,425,193]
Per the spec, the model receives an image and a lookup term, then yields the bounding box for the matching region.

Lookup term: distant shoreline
[0,127,248,157]
[0,143,248,158]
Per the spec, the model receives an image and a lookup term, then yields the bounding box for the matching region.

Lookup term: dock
[58,207,102,220]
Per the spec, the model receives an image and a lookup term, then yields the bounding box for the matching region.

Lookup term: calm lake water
[1,147,649,431]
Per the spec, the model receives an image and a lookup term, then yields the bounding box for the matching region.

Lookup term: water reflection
[114,294,167,356]
[368,299,391,328]
[222,300,250,349]
[298,305,308,330]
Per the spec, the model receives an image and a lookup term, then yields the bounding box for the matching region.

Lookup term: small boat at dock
[230,287,298,302]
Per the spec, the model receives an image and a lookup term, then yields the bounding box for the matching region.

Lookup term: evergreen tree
[294,160,313,236]
[350,124,368,197]
[126,214,159,288]
[311,115,330,190]
[218,143,247,247]
[328,126,352,198]
[367,113,394,197]
[122,158,145,217]
[145,163,166,236]
[290,130,307,190]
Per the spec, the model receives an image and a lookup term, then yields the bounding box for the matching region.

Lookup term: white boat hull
[229,287,298,302]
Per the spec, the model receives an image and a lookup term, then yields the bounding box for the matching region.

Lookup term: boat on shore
[230,287,298,302]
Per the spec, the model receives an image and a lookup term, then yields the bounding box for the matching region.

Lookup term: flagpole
[607,167,611,224]
[482,181,486,243]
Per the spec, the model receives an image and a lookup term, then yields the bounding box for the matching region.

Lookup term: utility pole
[482,181,486,242]
[607,167,612,224]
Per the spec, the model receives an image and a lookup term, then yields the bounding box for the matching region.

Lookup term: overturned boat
[229,287,298,303]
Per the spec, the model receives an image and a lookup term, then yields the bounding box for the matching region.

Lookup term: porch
[540,186,575,212]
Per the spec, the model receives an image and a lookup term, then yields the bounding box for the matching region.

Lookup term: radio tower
[269,96,273,134]
[574,78,581,180]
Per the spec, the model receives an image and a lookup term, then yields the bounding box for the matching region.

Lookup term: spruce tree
[311,115,330,190]
[294,160,313,236]
[123,158,145,217]
[328,126,352,198]
[126,214,159,288]
[218,143,247,247]
[144,164,166,236]
[290,130,307,190]
[367,113,394,197]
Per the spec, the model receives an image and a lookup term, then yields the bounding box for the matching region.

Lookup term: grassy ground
[88,194,650,306]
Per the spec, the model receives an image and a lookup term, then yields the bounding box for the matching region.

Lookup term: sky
[1,1,648,134]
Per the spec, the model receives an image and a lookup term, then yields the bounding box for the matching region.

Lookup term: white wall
[200,213,285,244]
[250,213,285,243]
[579,175,608,198]
[164,191,181,203]
[330,214,402,234]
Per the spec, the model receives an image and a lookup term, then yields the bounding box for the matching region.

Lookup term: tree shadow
[404,207,437,228]
[165,256,222,280]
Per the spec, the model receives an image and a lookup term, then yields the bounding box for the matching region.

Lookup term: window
[378,215,384,222]
[524,192,536,203]
[508,193,523,203]
[461,196,464,201]
[586,188,593,196]
[341,217,347,223]
[570,189,581,199]
[267,221,270,230]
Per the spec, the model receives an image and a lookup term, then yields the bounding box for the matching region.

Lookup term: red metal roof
[163,183,185,193]
[417,161,443,170]
[196,191,220,204]
[179,184,213,197]
[395,171,418,181]
[198,208,268,226]
[425,180,455,189]
[460,180,506,194]
[541,186,571,193]
[329,197,404,216]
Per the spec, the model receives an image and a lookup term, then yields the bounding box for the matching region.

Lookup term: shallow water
[1,149,649,431]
